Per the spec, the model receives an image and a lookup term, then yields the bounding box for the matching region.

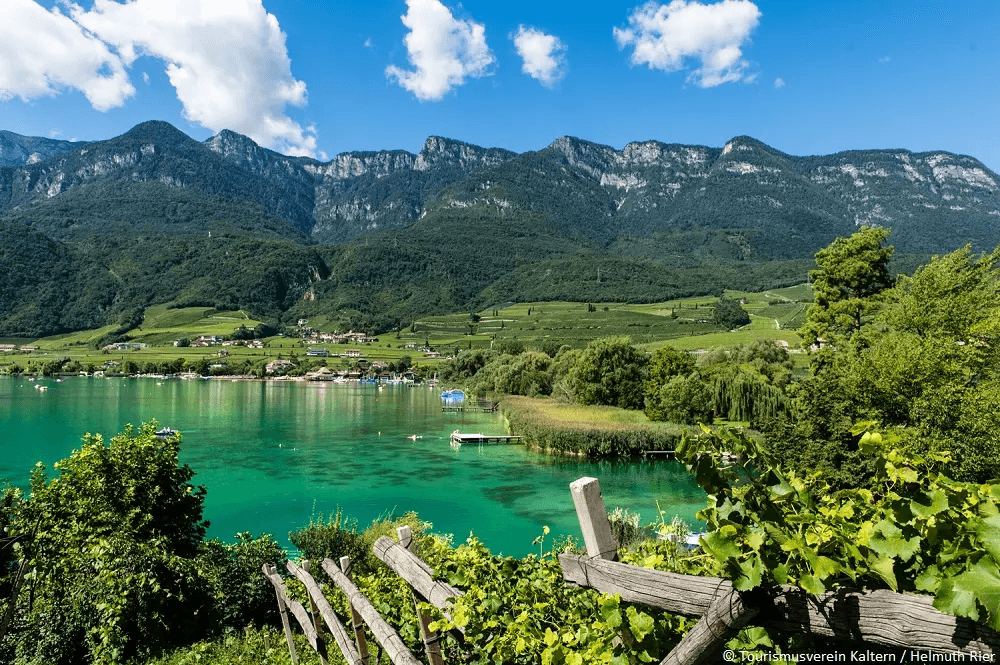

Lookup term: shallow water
[0,376,705,556]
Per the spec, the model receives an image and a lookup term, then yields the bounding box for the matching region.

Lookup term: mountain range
[1,120,998,338]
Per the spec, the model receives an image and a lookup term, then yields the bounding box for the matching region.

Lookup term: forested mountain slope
[1,121,997,336]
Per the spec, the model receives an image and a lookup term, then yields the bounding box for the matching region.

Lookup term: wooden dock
[442,400,499,413]
[450,431,521,445]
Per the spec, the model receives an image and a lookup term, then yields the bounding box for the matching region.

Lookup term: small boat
[440,389,465,402]
[155,428,179,438]
[406,435,422,441]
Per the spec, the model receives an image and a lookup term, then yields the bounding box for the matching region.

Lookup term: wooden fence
[263,476,1000,665]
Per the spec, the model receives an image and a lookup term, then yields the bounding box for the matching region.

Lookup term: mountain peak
[414,136,514,171]
[121,120,190,142]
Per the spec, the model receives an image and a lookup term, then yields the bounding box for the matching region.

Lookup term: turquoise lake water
[0,376,705,556]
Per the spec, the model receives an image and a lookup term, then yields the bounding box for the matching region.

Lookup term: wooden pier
[441,400,499,413]
[450,431,521,445]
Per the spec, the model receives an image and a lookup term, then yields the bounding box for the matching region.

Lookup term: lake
[0,376,706,556]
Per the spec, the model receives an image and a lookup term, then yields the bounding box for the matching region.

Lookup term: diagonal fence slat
[321,557,423,665]
[286,560,364,665]
[373,535,465,633]
[262,564,320,651]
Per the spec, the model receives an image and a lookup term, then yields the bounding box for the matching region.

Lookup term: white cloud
[385,0,494,101]
[364,37,373,48]
[774,77,785,88]
[879,56,891,63]
[142,71,150,84]
[614,0,761,87]
[0,0,134,111]
[512,26,567,87]
[67,0,317,157]
[0,0,317,156]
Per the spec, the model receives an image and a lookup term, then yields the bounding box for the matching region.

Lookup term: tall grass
[501,396,686,457]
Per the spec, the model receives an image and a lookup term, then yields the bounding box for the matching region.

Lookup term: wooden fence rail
[372,535,465,630]
[286,560,364,665]
[261,474,999,664]
[561,476,1000,664]
[321,558,423,665]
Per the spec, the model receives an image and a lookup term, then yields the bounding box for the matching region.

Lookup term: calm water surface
[0,376,705,556]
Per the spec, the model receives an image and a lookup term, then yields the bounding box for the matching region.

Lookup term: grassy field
[1,284,812,373]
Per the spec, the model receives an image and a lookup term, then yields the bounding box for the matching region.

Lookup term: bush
[196,533,287,632]
[9,423,211,664]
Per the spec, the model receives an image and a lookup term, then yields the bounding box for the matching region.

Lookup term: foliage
[422,533,692,664]
[568,337,648,410]
[799,226,894,348]
[675,425,1000,630]
[288,507,366,574]
[774,242,1000,485]
[144,627,319,665]
[196,533,287,633]
[502,396,684,456]
[467,351,554,397]
[646,373,714,425]
[714,297,750,330]
[9,423,210,664]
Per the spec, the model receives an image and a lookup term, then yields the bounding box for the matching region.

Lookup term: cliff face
[2,121,999,255]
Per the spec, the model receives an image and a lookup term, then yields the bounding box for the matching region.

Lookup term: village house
[101,342,144,352]
[342,349,362,357]
[0,344,17,352]
[18,346,38,352]
[306,347,330,357]
[265,359,296,375]
[305,367,337,381]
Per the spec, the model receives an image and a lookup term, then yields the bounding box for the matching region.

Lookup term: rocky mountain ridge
[1,121,998,256]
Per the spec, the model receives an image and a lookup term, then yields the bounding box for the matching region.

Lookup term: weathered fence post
[263,563,298,664]
[339,556,371,665]
[570,476,618,560]
[303,560,329,665]
[398,525,445,665]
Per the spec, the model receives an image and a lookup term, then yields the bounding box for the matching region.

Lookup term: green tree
[10,423,210,664]
[647,373,713,424]
[773,243,1000,485]
[800,226,894,348]
[643,346,697,420]
[713,297,750,330]
[568,337,648,409]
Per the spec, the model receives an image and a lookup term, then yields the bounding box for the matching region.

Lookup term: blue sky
[2,0,999,171]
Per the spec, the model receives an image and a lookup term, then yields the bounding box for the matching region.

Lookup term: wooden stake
[340,556,371,665]
[398,526,445,665]
[303,560,329,665]
[263,563,298,664]
[570,477,618,560]
[287,560,363,665]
